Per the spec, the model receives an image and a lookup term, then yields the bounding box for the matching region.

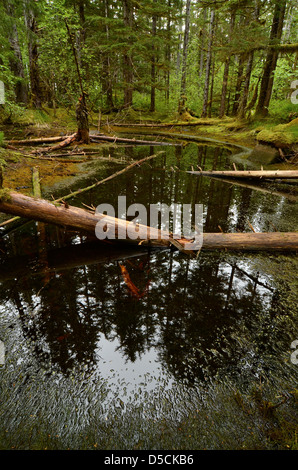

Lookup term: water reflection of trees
[0,142,296,385]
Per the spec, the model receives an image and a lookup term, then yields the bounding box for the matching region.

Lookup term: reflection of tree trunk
[225,263,236,309]
[236,188,252,232]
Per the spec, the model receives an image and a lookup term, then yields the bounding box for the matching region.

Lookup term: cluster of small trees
[0,0,297,119]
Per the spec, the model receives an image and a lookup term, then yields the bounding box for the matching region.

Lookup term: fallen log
[6,135,70,145]
[111,120,217,128]
[32,133,78,154]
[0,191,297,252]
[188,170,298,180]
[90,134,172,145]
[195,175,298,202]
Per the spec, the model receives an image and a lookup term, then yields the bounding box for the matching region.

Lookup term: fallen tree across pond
[192,174,298,202]
[0,190,297,252]
[89,134,172,145]
[188,169,298,180]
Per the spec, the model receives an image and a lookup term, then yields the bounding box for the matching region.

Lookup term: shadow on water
[0,139,297,449]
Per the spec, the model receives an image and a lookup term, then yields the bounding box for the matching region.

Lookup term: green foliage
[0,0,297,119]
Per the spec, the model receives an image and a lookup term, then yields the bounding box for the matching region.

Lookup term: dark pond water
[0,138,297,450]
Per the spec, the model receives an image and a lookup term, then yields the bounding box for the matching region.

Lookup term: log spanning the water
[194,175,298,202]
[0,191,297,252]
[188,170,298,180]
[89,134,171,145]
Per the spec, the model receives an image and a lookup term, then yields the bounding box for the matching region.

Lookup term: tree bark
[123,0,134,108]
[76,95,89,143]
[24,1,43,109]
[255,0,287,117]
[149,0,157,112]
[180,0,191,100]
[219,8,236,118]
[0,191,297,252]
[102,0,114,110]
[188,169,298,179]
[201,9,215,118]
[5,1,28,104]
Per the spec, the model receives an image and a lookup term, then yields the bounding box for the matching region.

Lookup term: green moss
[257,128,296,147]
[0,188,12,202]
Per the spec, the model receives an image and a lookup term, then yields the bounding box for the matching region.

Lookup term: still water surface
[0,138,297,449]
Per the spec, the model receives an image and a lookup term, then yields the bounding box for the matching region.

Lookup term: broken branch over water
[0,151,165,229]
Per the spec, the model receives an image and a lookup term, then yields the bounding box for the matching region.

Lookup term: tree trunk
[201,9,215,118]
[0,191,297,252]
[123,0,134,108]
[76,95,89,143]
[5,1,28,104]
[24,1,43,109]
[198,8,207,78]
[102,0,114,110]
[188,169,298,179]
[255,0,287,117]
[150,1,157,113]
[165,0,171,104]
[180,0,191,99]
[219,9,236,118]
[232,54,246,115]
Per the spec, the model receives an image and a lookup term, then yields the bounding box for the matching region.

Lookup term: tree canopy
[0,0,297,119]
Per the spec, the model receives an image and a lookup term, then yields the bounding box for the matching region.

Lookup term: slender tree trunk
[180,0,191,99]
[150,1,157,112]
[76,94,89,143]
[123,0,134,108]
[219,9,236,118]
[165,0,171,104]
[208,57,215,117]
[103,0,114,110]
[198,8,207,78]
[255,0,287,117]
[201,9,215,118]
[231,54,246,115]
[5,1,28,104]
[24,1,42,109]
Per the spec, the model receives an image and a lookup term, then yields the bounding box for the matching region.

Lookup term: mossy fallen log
[0,191,297,252]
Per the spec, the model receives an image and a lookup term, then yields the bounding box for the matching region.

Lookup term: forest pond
[0,137,297,450]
